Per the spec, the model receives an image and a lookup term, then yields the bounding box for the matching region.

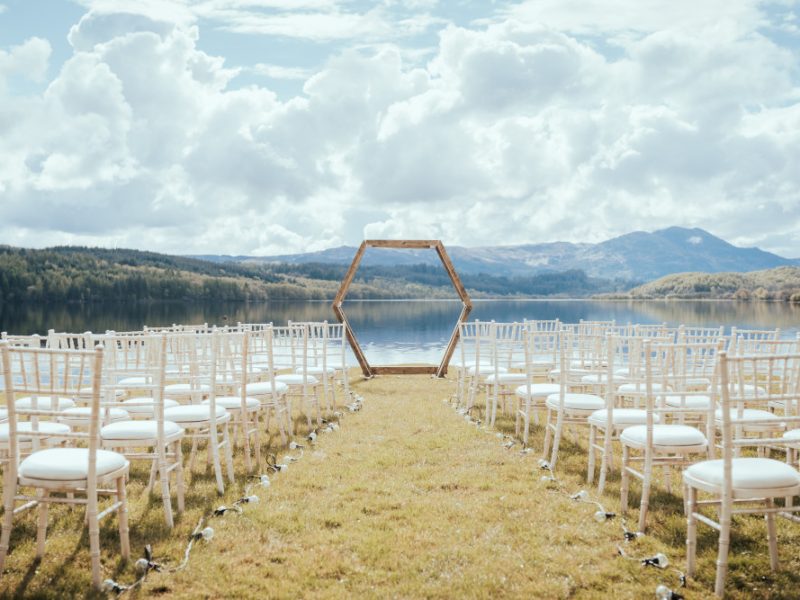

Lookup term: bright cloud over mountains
[0,0,798,256]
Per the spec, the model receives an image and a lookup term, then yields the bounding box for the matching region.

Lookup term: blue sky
[1,0,799,257]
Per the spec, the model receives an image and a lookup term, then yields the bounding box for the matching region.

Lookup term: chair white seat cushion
[620,424,707,448]
[511,360,554,372]
[515,383,561,399]
[685,457,800,493]
[101,420,183,441]
[275,374,319,386]
[117,376,149,387]
[711,384,765,397]
[19,448,128,481]
[783,429,800,442]
[549,368,594,380]
[163,404,229,424]
[545,393,605,411]
[59,407,130,426]
[589,408,657,426]
[581,373,611,384]
[0,408,7,422]
[0,421,71,443]
[486,373,527,384]
[16,396,76,411]
[618,382,664,393]
[714,408,782,429]
[664,394,711,409]
[121,397,179,415]
[297,366,336,376]
[468,365,506,376]
[242,381,288,396]
[205,396,261,410]
[164,383,211,395]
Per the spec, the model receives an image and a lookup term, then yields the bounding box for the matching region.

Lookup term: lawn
[2,373,800,598]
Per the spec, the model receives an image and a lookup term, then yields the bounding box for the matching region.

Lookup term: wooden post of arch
[332,240,472,378]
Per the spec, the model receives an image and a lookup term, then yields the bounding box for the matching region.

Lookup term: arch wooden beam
[332,240,471,378]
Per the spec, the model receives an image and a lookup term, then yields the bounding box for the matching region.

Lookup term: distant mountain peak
[190,226,798,283]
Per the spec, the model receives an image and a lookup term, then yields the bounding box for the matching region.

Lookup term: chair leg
[36,491,49,558]
[313,387,322,426]
[117,476,130,560]
[158,450,174,528]
[620,445,630,513]
[638,455,653,533]
[765,498,779,571]
[0,479,14,574]
[542,409,553,462]
[587,426,596,484]
[241,409,252,473]
[87,496,102,590]
[223,423,235,484]
[174,440,185,513]
[146,459,158,494]
[598,426,612,496]
[549,411,564,471]
[686,485,698,577]
[714,504,732,597]
[209,428,225,495]
[253,410,263,471]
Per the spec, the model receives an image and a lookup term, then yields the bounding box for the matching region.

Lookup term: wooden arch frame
[332,240,472,378]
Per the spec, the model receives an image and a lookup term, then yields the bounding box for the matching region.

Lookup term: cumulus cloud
[0,1,799,256]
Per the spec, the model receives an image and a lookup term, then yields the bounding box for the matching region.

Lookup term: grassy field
[2,373,800,598]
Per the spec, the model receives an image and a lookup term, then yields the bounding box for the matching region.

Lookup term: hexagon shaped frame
[332,240,472,378]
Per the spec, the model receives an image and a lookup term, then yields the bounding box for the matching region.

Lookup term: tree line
[0,245,633,305]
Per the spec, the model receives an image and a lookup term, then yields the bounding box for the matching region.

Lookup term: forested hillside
[621,266,800,301]
[0,246,631,303]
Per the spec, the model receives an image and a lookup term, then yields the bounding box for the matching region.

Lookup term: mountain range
[194,227,799,283]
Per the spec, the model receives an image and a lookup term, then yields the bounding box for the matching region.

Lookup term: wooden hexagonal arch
[332,240,472,378]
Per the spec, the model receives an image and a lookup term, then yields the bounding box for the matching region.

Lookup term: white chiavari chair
[485,322,526,427]
[274,324,323,432]
[620,341,713,532]
[163,332,234,494]
[99,333,185,527]
[242,325,290,445]
[514,328,561,444]
[205,329,263,471]
[1,332,45,348]
[290,321,337,413]
[327,322,351,408]
[542,329,605,471]
[727,327,781,354]
[0,342,130,590]
[684,350,800,597]
[676,325,725,346]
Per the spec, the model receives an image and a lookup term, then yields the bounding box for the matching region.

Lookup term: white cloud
[251,63,311,80]
[0,37,51,83]
[0,1,799,257]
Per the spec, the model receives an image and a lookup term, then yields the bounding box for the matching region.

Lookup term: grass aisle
[5,373,799,597]
[144,375,692,599]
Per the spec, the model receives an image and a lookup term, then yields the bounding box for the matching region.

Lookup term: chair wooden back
[0,342,104,477]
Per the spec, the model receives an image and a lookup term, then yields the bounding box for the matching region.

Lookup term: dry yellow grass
[2,373,800,598]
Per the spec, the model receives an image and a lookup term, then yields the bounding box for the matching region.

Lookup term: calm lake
[2,299,799,366]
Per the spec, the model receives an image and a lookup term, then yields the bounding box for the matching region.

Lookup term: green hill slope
[622,266,800,301]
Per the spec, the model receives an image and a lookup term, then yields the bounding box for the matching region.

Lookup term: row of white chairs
[455,319,798,597]
[0,320,351,589]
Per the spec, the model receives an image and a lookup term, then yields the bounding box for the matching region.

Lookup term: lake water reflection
[1,299,798,366]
